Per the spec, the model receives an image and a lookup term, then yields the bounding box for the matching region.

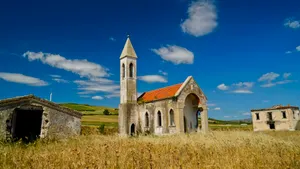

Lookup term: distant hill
[60,103,118,115]
[208,118,252,124]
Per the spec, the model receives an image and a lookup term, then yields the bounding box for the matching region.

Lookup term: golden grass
[1,131,300,169]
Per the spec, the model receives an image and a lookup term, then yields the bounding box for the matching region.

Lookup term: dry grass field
[1,131,300,169]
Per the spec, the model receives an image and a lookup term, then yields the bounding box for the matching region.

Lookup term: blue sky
[0,0,300,120]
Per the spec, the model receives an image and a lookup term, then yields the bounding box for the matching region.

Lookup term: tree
[103,109,110,115]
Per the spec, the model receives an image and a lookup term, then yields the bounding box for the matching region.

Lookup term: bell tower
[120,35,137,104]
[118,35,138,136]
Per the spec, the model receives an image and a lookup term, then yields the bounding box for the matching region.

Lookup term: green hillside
[60,103,118,115]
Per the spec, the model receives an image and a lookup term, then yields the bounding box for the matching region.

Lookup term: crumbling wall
[43,106,81,139]
[0,107,14,140]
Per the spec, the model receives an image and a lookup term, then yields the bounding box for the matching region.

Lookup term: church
[118,36,209,135]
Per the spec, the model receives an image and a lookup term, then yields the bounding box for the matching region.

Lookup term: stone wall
[0,106,15,140]
[42,105,81,139]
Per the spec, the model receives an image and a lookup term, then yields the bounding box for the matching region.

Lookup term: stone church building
[118,36,209,135]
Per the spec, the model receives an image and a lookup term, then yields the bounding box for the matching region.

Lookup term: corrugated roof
[138,83,182,103]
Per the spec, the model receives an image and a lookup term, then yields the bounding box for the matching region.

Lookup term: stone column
[201,106,209,133]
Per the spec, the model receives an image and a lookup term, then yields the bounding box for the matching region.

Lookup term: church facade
[118,36,208,135]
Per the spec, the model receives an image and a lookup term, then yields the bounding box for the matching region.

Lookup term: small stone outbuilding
[0,95,82,142]
[251,105,300,131]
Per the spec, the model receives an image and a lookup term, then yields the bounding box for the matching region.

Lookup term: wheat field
[1,131,300,169]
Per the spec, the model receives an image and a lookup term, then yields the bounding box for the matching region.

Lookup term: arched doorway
[183,93,200,133]
[130,123,135,136]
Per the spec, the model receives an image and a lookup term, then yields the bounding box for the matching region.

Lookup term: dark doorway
[130,123,135,136]
[269,123,275,130]
[12,108,43,142]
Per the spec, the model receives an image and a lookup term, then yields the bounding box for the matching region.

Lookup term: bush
[98,124,105,134]
[103,109,110,115]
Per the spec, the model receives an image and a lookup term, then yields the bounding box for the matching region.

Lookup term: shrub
[103,109,110,115]
[98,124,105,134]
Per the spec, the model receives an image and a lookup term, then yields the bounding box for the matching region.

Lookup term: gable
[138,83,182,103]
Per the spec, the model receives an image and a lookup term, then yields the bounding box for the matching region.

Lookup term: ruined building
[251,105,300,131]
[0,95,82,141]
[118,36,209,135]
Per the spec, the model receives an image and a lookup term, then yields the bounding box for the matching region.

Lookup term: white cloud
[259,72,295,88]
[231,89,253,94]
[217,83,229,90]
[224,116,230,118]
[0,72,48,86]
[214,107,221,111]
[296,46,300,51]
[258,72,279,82]
[151,45,194,64]
[92,96,103,100]
[181,0,218,37]
[50,75,61,78]
[52,78,69,83]
[79,95,90,98]
[105,91,120,98]
[138,75,167,83]
[218,82,254,94]
[23,51,109,78]
[283,73,291,79]
[75,79,119,93]
[260,83,276,88]
[242,112,251,116]
[159,70,168,76]
[263,100,269,103]
[109,37,116,41]
[284,18,300,29]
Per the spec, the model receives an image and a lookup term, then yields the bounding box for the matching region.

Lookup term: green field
[60,103,118,115]
[81,114,253,130]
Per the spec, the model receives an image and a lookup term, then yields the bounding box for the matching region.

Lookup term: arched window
[157,111,162,127]
[122,64,125,78]
[129,63,134,78]
[145,112,149,127]
[169,109,175,126]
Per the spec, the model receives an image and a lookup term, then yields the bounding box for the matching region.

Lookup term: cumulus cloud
[296,46,300,51]
[138,75,167,83]
[92,96,103,100]
[0,72,48,86]
[151,45,194,64]
[285,51,292,54]
[284,18,300,29]
[217,83,229,90]
[218,82,254,94]
[181,0,218,37]
[23,51,109,78]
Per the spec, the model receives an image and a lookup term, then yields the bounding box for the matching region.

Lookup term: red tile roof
[138,83,182,103]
